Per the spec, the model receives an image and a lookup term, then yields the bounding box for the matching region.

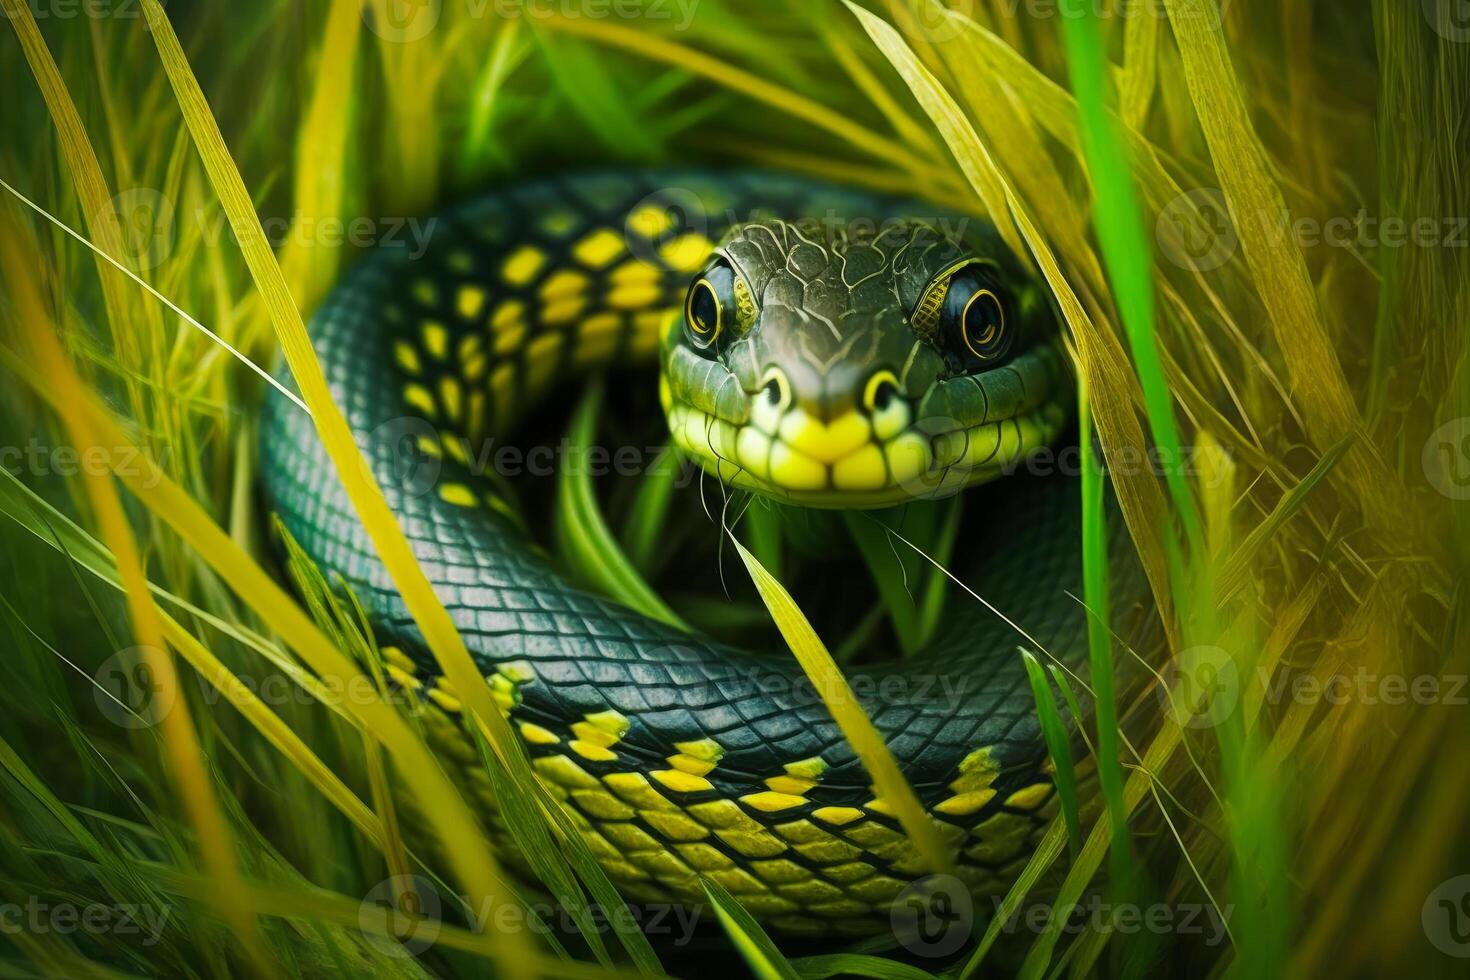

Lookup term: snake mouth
[663,394,1070,509]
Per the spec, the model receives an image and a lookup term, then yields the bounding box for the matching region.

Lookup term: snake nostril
[763,378,782,406]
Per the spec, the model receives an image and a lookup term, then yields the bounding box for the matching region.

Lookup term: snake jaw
[665,382,1069,507]
[664,319,1070,506]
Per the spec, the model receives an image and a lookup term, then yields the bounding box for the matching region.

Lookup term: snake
[261,170,1142,936]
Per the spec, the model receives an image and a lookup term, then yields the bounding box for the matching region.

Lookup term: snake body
[261,170,1137,934]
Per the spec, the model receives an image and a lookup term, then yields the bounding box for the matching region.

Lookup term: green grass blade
[842,0,1021,256]
[1056,0,1203,566]
[555,379,687,632]
[699,875,800,980]
[915,494,962,648]
[465,721,616,970]
[843,513,921,656]
[731,536,953,874]
[957,819,1068,979]
[1077,386,1130,885]
[1019,650,1081,857]
[742,500,785,583]
[1218,434,1354,599]
[622,446,684,577]
[791,954,939,979]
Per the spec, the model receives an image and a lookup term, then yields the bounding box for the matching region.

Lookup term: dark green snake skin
[259,170,1141,934]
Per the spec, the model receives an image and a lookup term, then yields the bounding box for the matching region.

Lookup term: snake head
[659,214,1069,507]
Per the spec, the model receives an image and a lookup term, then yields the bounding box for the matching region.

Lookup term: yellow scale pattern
[386,645,1059,934]
[387,208,712,513]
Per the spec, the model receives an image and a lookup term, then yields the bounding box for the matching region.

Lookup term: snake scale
[260,170,1144,936]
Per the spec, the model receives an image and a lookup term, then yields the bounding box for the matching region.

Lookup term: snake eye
[685,258,737,354]
[941,265,1013,368]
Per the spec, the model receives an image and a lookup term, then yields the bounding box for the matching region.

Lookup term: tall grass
[0,1,1465,978]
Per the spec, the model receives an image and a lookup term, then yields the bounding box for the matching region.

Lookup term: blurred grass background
[0,0,1467,977]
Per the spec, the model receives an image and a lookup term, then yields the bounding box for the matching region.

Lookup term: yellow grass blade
[535,12,958,193]
[816,18,943,162]
[279,0,362,310]
[136,10,537,965]
[1162,0,1414,543]
[149,866,634,979]
[1119,8,1159,130]
[1,0,145,414]
[846,3,1177,643]
[0,207,274,973]
[1015,194,1177,642]
[368,3,443,215]
[140,0,521,771]
[730,537,953,875]
[159,617,384,847]
[844,1,1022,257]
[0,297,526,969]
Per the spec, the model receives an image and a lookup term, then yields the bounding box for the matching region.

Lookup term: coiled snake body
[262,170,1138,935]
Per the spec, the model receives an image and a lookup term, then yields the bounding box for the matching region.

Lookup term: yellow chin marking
[736,427,773,482]
[884,433,932,486]
[667,381,1062,505]
[832,443,887,491]
[767,441,826,491]
[777,409,872,464]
